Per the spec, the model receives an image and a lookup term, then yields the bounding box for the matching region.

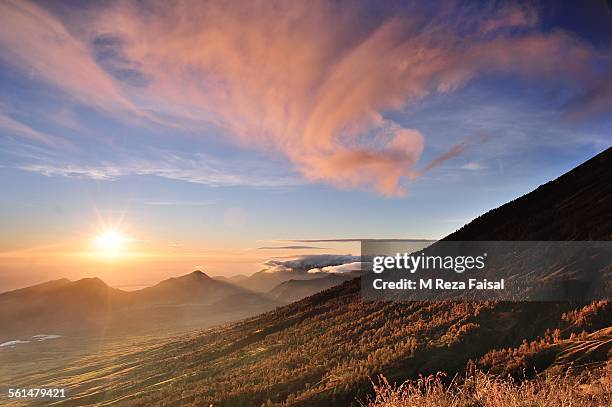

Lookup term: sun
[94,229,126,255]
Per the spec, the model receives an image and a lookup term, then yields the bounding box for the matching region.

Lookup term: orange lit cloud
[0,1,601,196]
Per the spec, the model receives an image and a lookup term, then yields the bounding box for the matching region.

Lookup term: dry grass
[364,362,611,407]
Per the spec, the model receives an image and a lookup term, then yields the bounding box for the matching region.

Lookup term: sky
[0,0,610,290]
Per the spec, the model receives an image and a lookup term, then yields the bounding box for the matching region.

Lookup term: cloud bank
[261,254,359,274]
[0,1,607,195]
[308,261,364,274]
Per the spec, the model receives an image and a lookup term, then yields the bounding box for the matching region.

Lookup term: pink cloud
[0,113,65,146]
[0,1,136,114]
[0,1,603,195]
[481,4,538,33]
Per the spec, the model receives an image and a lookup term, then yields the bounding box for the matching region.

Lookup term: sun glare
[94,229,126,255]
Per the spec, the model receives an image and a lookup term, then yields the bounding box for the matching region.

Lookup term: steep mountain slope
[445,147,612,241]
[10,147,612,406]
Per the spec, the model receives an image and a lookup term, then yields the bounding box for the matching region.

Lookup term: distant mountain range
[0,270,280,339]
[0,266,362,340]
[230,269,343,293]
[266,272,359,303]
[213,274,249,284]
[233,269,319,293]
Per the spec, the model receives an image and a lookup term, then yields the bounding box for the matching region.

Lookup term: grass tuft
[363,362,611,407]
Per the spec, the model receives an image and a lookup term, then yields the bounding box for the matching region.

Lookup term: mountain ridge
[0,270,279,339]
[267,273,359,303]
[445,147,612,241]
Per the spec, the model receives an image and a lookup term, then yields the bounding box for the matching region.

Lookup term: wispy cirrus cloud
[461,162,485,171]
[0,1,608,196]
[19,164,119,180]
[18,152,302,188]
[563,73,612,121]
[0,113,65,146]
[47,109,82,131]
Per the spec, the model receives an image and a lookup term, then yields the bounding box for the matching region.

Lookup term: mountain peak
[159,270,212,285]
[72,277,109,287]
[186,270,211,280]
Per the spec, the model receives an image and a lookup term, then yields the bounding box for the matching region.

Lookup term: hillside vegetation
[365,361,611,407]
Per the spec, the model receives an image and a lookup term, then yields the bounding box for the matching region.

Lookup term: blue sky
[0,0,610,289]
